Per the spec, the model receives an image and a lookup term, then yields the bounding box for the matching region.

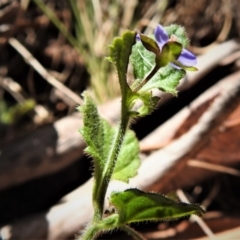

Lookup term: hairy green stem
[90,32,136,219]
[132,64,159,92]
[92,96,130,220]
[121,225,147,240]
[80,214,119,240]
[79,222,99,240]
[82,31,136,238]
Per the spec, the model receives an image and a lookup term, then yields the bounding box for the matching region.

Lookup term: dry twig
[176,189,216,240]
[8,37,83,106]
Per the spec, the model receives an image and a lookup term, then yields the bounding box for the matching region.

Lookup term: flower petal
[136,33,141,41]
[178,49,197,66]
[170,63,181,69]
[154,24,169,49]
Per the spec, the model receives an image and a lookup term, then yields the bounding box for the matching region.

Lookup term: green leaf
[112,130,141,182]
[140,65,185,96]
[78,92,141,183]
[131,91,160,116]
[107,30,136,95]
[110,189,205,225]
[137,95,160,116]
[164,24,189,48]
[77,92,114,171]
[156,42,182,68]
[173,60,198,71]
[130,41,155,80]
[138,33,160,55]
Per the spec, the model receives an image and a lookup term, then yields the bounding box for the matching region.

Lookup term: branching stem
[80,214,119,240]
[132,64,159,92]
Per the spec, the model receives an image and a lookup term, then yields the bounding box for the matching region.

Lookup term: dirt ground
[1,0,240,239]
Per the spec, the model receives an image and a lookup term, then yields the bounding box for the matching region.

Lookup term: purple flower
[154,24,197,67]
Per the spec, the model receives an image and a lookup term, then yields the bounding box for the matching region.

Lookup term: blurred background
[1,0,240,239]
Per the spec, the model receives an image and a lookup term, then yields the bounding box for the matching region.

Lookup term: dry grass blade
[142,0,168,35]
[0,76,26,103]
[8,37,83,105]
[121,0,138,30]
[196,226,240,240]
[200,180,220,210]
[188,160,240,177]
[223,117,240,128]
[176,189,216,240]
[91,0,102,28]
